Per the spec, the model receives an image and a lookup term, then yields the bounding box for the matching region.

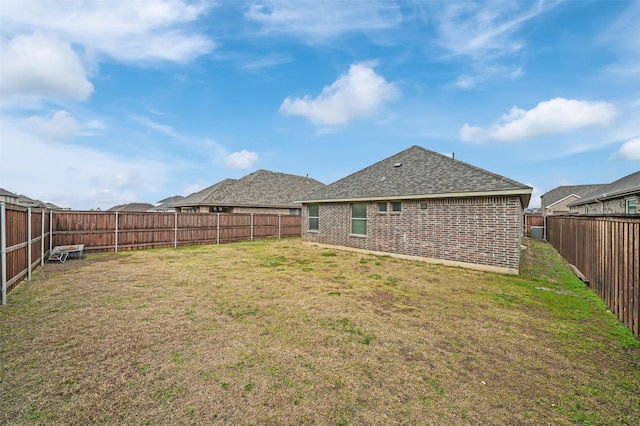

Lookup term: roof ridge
[410,145,529,189]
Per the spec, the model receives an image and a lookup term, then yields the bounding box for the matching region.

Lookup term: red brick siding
[302,196,523,271]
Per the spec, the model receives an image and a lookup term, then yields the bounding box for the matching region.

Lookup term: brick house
[568,170,640,214]
[172,169,325,215]
[540,184,605,216]
[298,146,532,274]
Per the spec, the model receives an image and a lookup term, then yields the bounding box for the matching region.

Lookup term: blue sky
[1,0,639,210]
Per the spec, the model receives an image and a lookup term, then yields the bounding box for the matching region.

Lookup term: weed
[321,252,337,257]
[328,291,341,296]
[260,255,287,267]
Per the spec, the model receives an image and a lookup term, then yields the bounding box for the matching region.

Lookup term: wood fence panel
[524,214,544,236]
[547,215,640,338]
[53,212,117,250]
[3,209,301,299]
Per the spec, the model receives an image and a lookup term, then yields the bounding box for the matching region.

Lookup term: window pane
[392,202,402,212]
[352,203,366,218]
[309,204,318,217]
[378,202,387,212]
[309,218,319,231]
[352,219,366,235]
[628,200,637,214]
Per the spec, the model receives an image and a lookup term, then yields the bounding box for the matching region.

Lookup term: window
[391,202,402,212]
[308,204,319,231]
[378,202,387,212]
[627,199,638,214]
[351,203,367,235]
[290,208,301,216]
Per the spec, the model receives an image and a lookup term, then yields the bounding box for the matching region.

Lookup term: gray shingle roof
[0,188,19,198]
[298,145,532,207]
[107,203,155,212]
[569,170,640,206]
[173,170,325,209]
[541,184,606,208]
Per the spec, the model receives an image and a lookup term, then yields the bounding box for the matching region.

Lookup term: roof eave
[299,188,532,207]
[569,187,640,206]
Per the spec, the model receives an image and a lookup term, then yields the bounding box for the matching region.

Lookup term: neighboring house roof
[569,170,640,206]
[298,145,532,207]
[541,184,606,209]
[0,187,19,198]
[148,195,185,212]
[0,188,63,209]
[173,170,325,209]
[107,203,155,212]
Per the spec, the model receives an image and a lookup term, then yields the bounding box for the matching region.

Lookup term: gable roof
[148,195,185,211]
[298,145,532,207]
[569,170,640,206]
[107,203,155,212]
[173,170,325,209]
[541,184,606,208]
[0,188,19,198]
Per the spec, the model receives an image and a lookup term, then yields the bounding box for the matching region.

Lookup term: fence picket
[546,214,640,338]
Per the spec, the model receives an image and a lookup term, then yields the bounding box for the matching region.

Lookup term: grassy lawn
[1,238,638,425]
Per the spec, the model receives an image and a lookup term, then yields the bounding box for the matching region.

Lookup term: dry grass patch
[1,238,638,425]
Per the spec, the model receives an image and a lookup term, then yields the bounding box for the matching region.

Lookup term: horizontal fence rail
[546,215,639,338]
[0,205,301,303]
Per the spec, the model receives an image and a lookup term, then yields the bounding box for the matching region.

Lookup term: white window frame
[351,203,367,235]
[308,204,319,231]
[626,198,637,214]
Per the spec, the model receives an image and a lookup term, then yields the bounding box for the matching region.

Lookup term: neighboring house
[107,203,155,212]
[540,184,605,215]
[0,188,64,209]
[298,145,532,275]
[569,170,640,214]
[148,195,185,212]
[0,188,20,205]
[172,169,325,215]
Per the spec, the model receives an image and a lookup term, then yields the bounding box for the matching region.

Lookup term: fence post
[40,211,45,266]
[278,215,281,239]
[115,212,119,253]
[251,214,254,242]
[217,213,220,244]
[174,212,178,248]
[49,210,53,253]
[1,202,6,305]
[27,208,32,280]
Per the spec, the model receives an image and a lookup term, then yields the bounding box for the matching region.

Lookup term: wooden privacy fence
[524,214,544,236]
[546,215,639,338]
[0,204,301,304]
[0,203,52,304]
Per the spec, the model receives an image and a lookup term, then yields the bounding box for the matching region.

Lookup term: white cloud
[429,1,557,87]
[0,0,214,63]
[433,1,542,59]
[280,62,399,125]
[225,150,258,169]
[0,116,168,210]
[460,98,617,142]
[0,34,93,103]
[24,110,79,140]
[599,1,640,79]
[615,137,640,160]
[453,65,523,89]
[245,0,401,43]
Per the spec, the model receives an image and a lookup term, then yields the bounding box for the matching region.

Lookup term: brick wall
[302,196,523,272]
[570,195,637,214]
